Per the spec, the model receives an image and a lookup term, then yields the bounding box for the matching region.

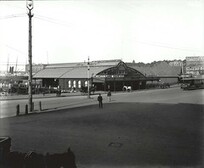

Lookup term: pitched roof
[33,68,72,78]
[60,66,109,78]
[33,66,111,79]
[33,60,121,79]
[44,59,121,68]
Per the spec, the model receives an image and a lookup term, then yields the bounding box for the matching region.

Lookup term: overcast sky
[0,0,204,71]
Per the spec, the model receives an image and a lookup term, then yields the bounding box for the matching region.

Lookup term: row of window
[68,80,88,88]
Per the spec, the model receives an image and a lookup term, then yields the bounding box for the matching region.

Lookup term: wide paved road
[1,87,203,118]
[116,86,203,104]
[0,86,204,168]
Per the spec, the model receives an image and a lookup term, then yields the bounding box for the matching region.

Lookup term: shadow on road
[1,102,203,167]
[70,102,204,167]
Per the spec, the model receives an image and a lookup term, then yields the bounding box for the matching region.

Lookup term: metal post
[39,101,42,111]
[114,78,116,93]
[104,77,106,92]
[25,104,28,115]
[16,104,20,116]
[32,102,34,111]
[182,61,184,84]
[87,56,90,98]
[27,1,34,112]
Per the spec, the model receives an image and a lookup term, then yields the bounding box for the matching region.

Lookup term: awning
[183,75,204,80]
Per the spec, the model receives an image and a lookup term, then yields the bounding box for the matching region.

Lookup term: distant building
[169,60,183,67]
[185,56,204,75]
[25,64,46,75]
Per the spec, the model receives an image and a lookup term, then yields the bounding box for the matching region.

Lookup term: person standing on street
[97,93,103,108]
[107,90,111,102]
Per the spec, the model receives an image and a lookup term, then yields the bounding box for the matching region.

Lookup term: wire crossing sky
[0,0,204,71]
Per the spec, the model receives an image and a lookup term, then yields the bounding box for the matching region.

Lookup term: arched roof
[96,61,146,78]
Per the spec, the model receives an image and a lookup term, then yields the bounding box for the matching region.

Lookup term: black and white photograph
[0,0,204,167]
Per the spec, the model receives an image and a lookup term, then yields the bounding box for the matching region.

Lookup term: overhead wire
[34,14,72,27]
[134,40,203,52]
[0,43,27,56]
[1,13,202,53]
[0,13,27,20]
[123,33,203,52]
[1,1,203,55]
[34,15,202,54]
[0,63,26,66]
[35,15,203,53]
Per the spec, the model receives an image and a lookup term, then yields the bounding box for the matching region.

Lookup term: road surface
[0,87,204,167]
[1,87,203,118]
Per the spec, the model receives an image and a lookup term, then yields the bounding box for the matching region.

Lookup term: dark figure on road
[97,93,103,108]
[107,90,111,102]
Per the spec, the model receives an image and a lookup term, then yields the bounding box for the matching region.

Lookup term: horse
[123,86,132,92]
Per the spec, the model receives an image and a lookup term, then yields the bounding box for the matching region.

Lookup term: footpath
[0,91,108,118]
[0,92,83,101]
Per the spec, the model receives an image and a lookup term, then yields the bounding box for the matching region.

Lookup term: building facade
[33,60,160,91]
[185,56,204,75]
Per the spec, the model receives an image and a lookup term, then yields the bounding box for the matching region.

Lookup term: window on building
[73,80,76,88]
[85,81,88,87]
[68,80,71,88]
[78,80,81,88]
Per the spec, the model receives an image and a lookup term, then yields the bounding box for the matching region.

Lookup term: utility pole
[87,56,90,98]
[27,0,34,112]
[7,55,9,74]
[15,56,18,73]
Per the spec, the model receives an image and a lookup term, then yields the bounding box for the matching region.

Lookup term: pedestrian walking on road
[97,93,103,108]
[107,90,111,102]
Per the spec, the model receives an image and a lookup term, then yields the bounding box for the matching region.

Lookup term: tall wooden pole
[27,0,33,112]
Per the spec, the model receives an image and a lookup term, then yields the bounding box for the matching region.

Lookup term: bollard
[39,101,42,111]
[25,104,28,115]
[16,104,20,116]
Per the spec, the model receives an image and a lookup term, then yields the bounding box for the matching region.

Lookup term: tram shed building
[33,59,160,92]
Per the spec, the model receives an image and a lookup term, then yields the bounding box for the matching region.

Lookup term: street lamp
[27,0,34,112]
[26,0,33,10]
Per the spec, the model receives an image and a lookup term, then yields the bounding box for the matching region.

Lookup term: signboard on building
[186,56,204,66]
[185,56,204,75]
